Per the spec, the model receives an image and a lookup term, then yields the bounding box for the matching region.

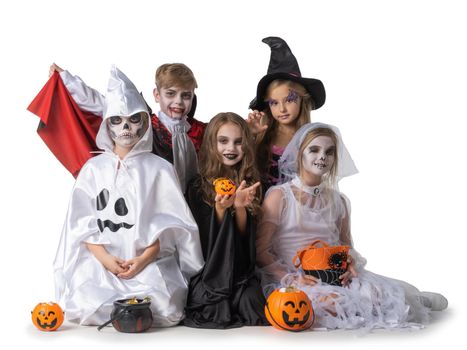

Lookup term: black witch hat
[249,37,325,111]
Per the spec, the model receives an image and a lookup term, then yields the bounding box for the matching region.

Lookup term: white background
[0,0,465,349]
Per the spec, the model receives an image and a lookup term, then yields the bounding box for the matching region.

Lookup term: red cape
[27,72,102,178]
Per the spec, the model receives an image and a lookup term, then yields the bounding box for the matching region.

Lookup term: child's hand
[298,273,319,286]
[49,63,64,77]
[234,181,260,209]
[117,240,159,279]
[117,256,146,279]
[246,110,268,135]
[340,255,358,287]
[100,254,128,275]
[215,193,235,210]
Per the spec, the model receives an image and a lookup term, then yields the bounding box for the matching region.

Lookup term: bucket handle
[97,308,125,331]
[292,240,330,268]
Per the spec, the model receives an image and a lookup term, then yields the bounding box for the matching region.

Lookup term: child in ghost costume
[53,66,204,327]
[46,63,205,192]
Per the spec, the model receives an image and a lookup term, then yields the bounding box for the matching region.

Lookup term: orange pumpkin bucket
[293,240,350,286]
[265,287,314,332]
[213,177,236,196]
[31,302,64,331]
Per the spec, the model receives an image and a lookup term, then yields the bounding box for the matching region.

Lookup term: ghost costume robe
[53,66,204,326]
[183,176,269,328]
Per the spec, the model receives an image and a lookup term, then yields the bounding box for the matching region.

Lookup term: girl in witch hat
[247,37,326,193]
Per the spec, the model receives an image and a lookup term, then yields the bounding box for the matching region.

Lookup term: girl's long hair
[198,112,261,215]
[255,80,314,176]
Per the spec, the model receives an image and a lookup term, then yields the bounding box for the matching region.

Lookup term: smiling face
[31,302,64,332]
[301,135,336,179]
[107,112,147,150]
[153,85,194,120]
[216,122,244,166]
[266,83,302,126]
[265,288,314,332]
[297,127,339,187]
[96,188,134,233]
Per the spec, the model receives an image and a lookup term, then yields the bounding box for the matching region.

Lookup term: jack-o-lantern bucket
[31,302,64,331]
[265,287,314,332]
[213,178,236,196]
[293,240,350,286]
[98,298,153,333]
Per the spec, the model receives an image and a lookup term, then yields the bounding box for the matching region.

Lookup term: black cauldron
[98,298,153,333]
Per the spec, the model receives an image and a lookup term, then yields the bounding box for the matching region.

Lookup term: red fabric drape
[27,72,102,178]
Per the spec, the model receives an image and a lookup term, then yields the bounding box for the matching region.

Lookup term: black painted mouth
[223,154,238,160]
[97,219,134,232]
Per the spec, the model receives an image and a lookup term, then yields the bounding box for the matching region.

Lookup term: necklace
[291,176,322,196]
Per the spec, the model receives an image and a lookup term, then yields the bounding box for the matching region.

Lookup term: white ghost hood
[96,65,152,157]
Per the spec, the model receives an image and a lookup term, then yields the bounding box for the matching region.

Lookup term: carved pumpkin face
[213,178,236,196]
[31,302,64,331]
[265,287,314,332]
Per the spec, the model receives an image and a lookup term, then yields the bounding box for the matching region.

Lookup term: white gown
[257,177,432,330]
[53,69,204,326]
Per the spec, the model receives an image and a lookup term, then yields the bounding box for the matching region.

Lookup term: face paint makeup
[285,89,299,103]
[107,113,147,149]
[301,136,336,178]
[154,86,194,120]
[216,122,244,167]
[265,85,301,125]
[266,89,300,106]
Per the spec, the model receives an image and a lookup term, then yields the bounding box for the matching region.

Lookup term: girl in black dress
[183,112,269,328]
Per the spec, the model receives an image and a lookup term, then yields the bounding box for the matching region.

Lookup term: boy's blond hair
[155,63,198,90]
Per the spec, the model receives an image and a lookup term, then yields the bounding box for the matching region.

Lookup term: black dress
[183,176,269,328]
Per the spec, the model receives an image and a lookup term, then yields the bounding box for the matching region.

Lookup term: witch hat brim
[249,37,326,111]
[250,73,325,111]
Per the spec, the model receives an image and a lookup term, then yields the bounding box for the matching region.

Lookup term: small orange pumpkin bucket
[293,240,350,286]
[265,287,314,332]
[213,177,236,196]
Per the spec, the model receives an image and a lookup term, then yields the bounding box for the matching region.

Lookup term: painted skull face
[107,113,147,149]
[301,136,336,178]
[96,188,134,232]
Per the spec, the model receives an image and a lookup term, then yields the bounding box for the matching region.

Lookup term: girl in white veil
[256,122,447,330]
